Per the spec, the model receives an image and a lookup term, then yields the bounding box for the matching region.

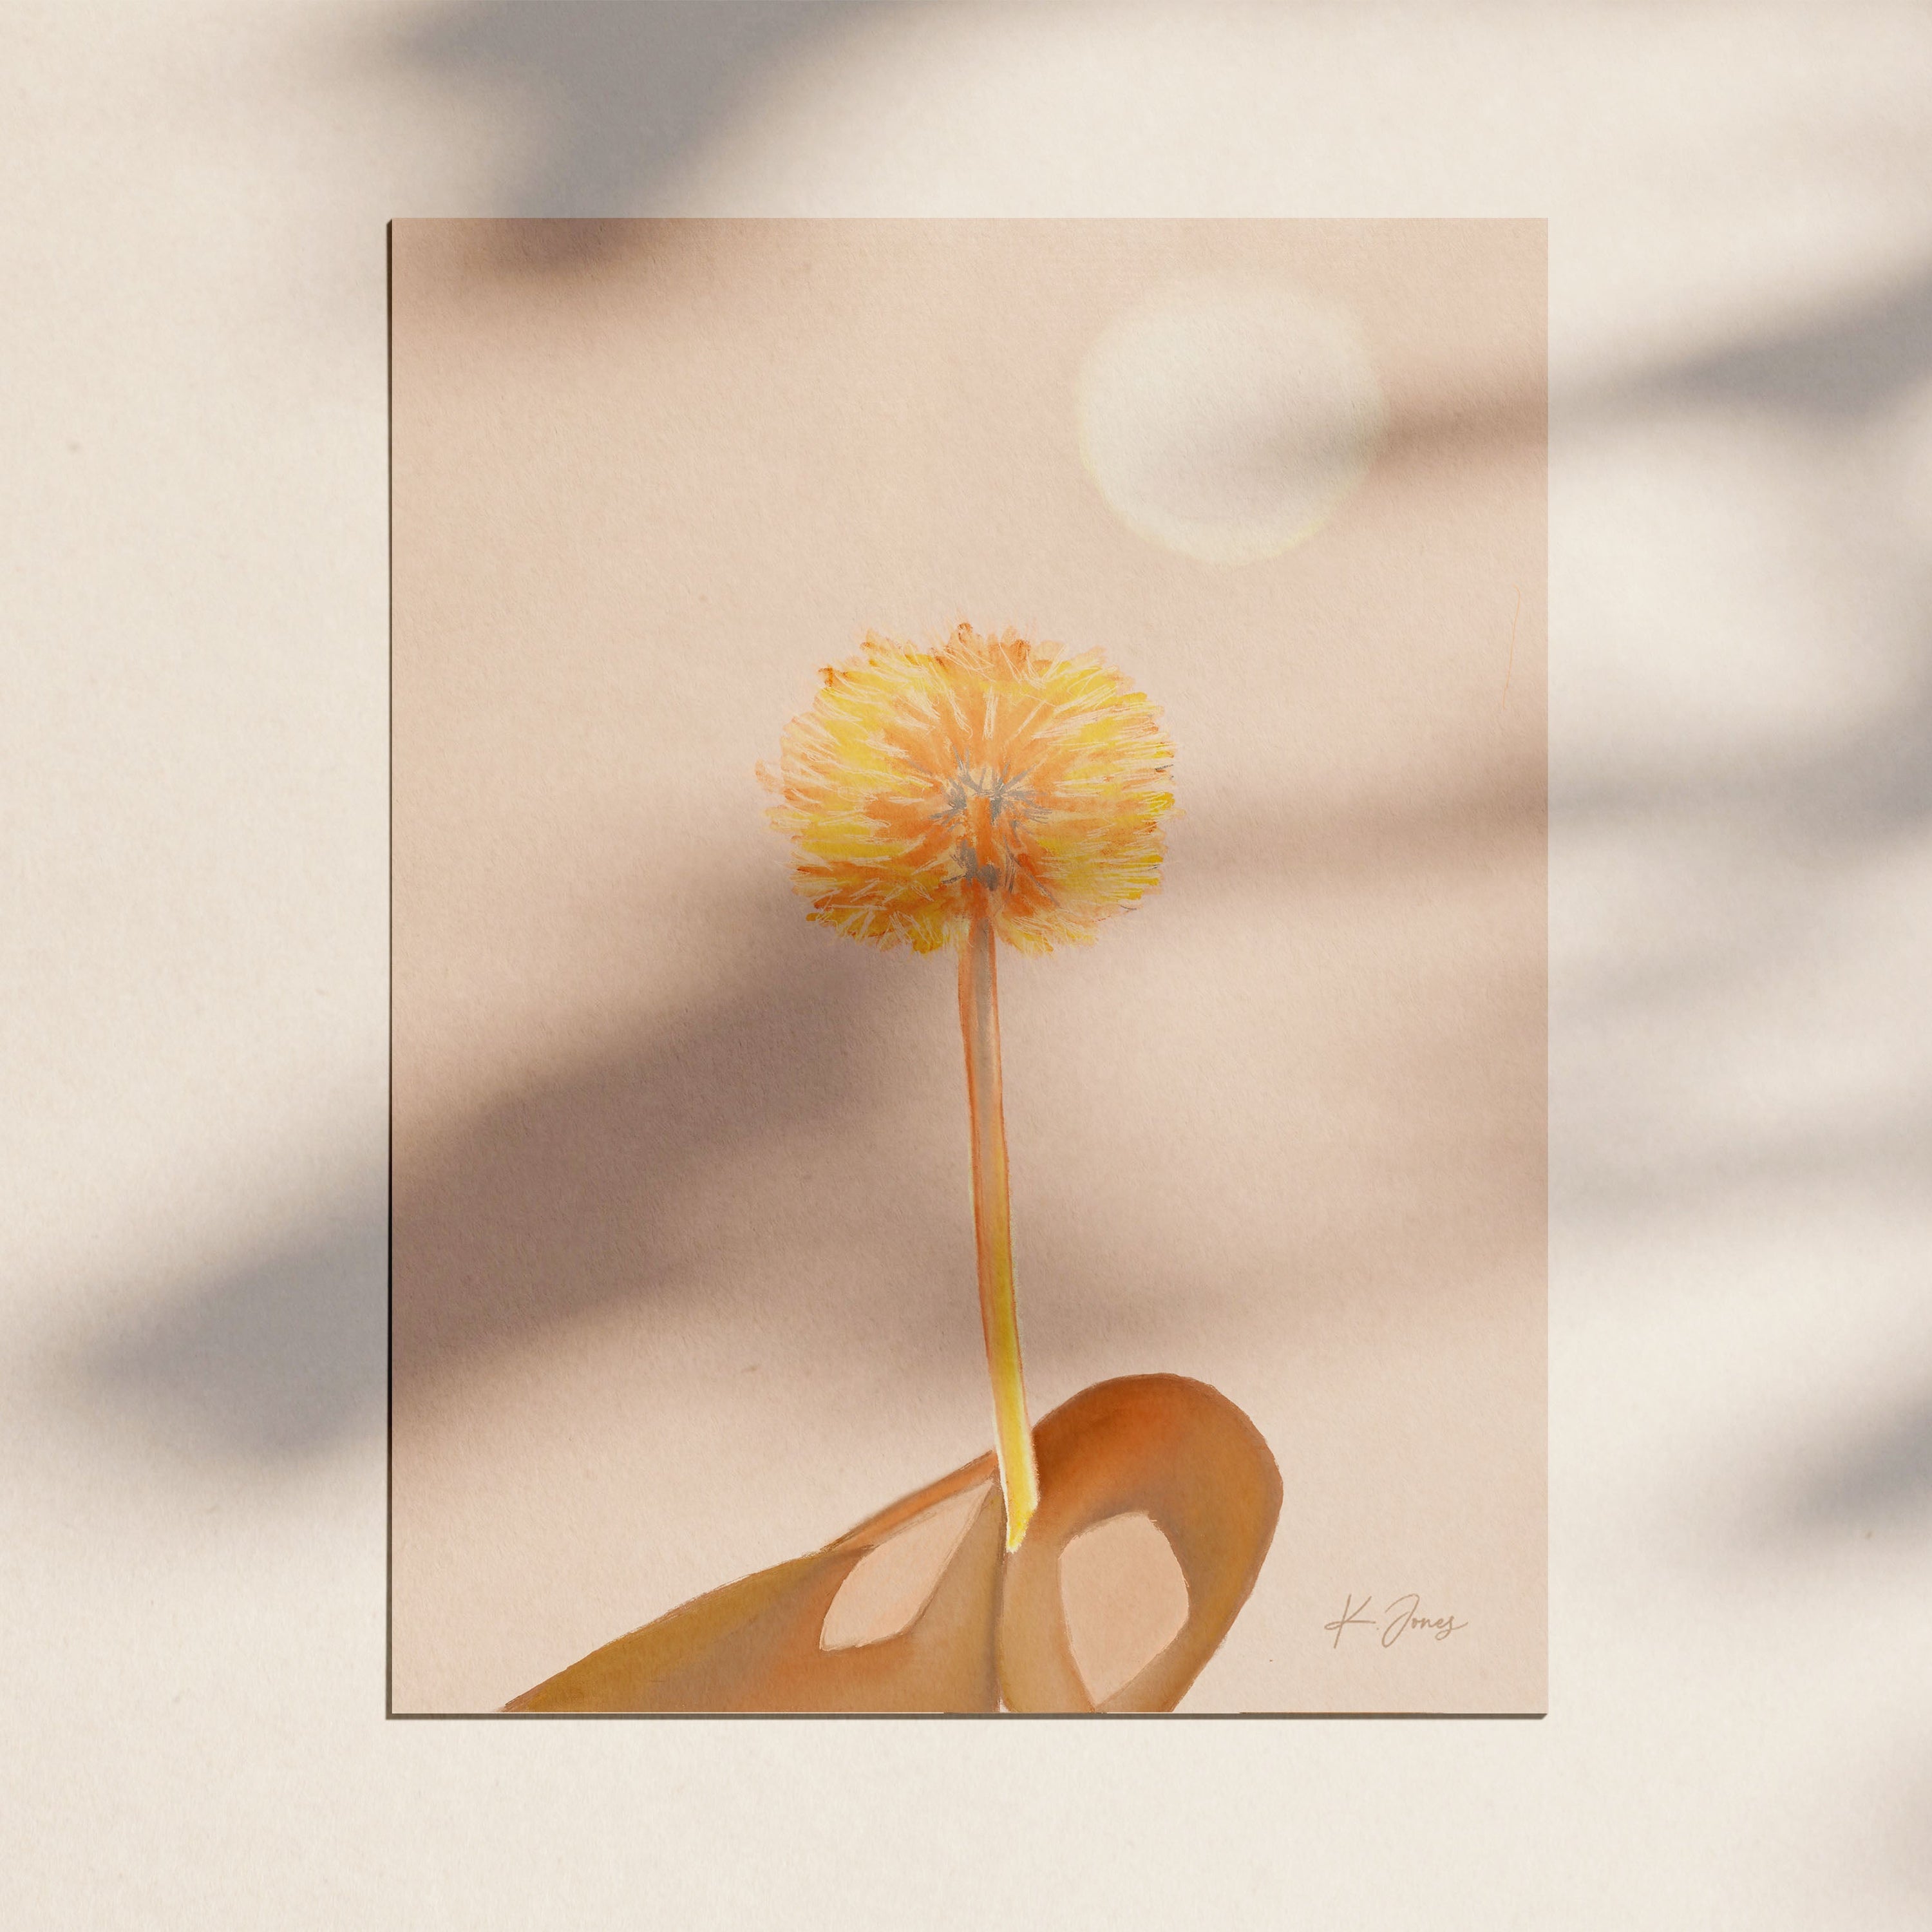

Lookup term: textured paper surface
[388,216,1546,1714]
[18,3,1931,1922]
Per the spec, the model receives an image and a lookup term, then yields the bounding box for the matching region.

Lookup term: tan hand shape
[504,1375,1281,1714]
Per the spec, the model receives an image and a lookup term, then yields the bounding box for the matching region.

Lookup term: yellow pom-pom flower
[763,623,1175,957]
[762,622,1175,1551]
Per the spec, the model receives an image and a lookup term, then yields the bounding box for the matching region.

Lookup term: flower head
[763,623,1175,955]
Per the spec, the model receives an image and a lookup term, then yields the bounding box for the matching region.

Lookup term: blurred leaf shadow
[1544,256,1932,1227]
[1784,1387,1932,1533]
[64,229,1932,1493]
[79,1202,392,1463]
[70,900,930,1462]
[1615,262,1932,423]
[1385,256,1932,469]
[389,0,869,265]
[388,913,952,1394]
[65,764,1553,1470]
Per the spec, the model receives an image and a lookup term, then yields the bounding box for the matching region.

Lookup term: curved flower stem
[958,913,1040,1551]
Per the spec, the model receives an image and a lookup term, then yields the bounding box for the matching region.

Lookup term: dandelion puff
[761,623,1175,958]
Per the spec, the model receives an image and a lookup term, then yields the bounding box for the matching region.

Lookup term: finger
[503,1453,1002,1712]
[996,1375,1282,1713]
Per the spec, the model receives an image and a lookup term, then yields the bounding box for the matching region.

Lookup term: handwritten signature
[1324,1593,1466,1649]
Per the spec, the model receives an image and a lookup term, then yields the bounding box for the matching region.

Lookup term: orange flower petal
[764,623,1175,954]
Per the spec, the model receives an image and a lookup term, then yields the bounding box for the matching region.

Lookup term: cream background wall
[5,1,1929,1924]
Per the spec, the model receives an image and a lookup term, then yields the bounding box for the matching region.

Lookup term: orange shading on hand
[504,1375,1280,1716]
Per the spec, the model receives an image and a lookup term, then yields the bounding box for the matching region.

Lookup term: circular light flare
[1077,281,1388,564]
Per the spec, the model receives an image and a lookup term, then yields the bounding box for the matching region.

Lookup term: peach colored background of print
[388,217,1546,1713]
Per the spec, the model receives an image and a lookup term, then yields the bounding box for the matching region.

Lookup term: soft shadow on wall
[1561,262,1932,1544]
[391,1,872,230]
[60,4,880,1463]
[66,772,1546,1466]
[1553,261,1932,1231]
[55,0,1932,1551]
[75,892,907,1463]
[57,254,1932,1496]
